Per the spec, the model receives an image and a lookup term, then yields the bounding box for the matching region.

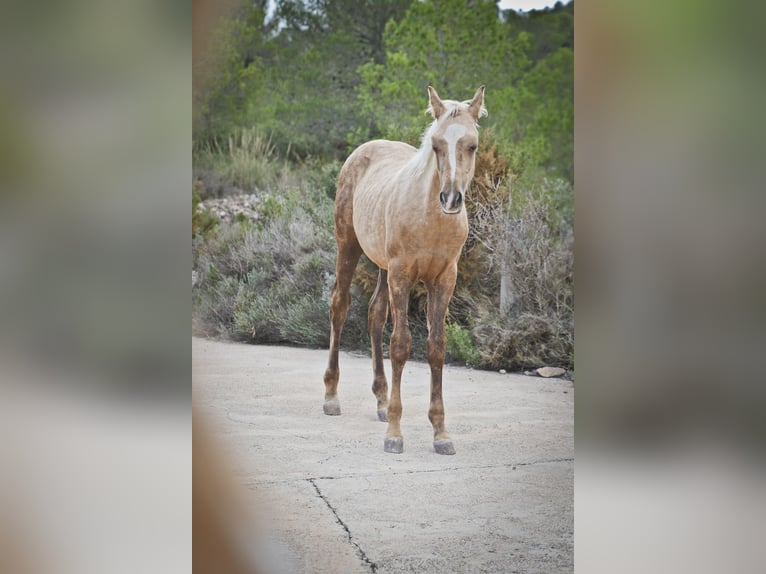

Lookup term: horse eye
[468,145,477,153]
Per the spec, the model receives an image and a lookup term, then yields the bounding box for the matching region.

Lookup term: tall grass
[193,128,281,196]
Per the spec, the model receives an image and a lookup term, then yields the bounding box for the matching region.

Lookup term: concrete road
[192,337,573,573]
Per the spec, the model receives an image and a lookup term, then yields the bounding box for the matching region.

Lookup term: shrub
[470,176,574,371]
[192,183,371,350]
[473,313,573,371]
[192,147,573,374]
[445,322,480,366]
[309,160,343,200]
[192,183,218,240]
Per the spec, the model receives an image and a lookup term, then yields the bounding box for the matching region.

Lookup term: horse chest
[383,222,466,280]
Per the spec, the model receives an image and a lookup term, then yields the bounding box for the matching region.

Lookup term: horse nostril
[439,192,447,205]
[455,193,462,207]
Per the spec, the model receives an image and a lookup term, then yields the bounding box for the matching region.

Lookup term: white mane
[399,98,485,180]
[399,119,440,180]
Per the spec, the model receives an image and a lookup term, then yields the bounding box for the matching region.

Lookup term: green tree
[355,0,531,145]
[504,1,573,61]
[253,0,412,157]
[193,4,272,141]
[491,46,573,181]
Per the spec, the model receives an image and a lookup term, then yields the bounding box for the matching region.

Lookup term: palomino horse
[323,85,487,455]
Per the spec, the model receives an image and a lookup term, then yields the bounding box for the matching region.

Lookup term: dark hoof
[384,436,403,454]
[377,408,388,422]
[433,439,456,455]
[323,399,341,416]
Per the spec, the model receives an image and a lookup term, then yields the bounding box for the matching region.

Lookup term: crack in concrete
[316,458,574,480]
[246,457,574,486]
[308,478,378,573]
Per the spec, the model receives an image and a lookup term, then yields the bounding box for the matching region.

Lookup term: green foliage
[492,47,574,180]
[192,184,218,239]
[309,160,343,200]
[355,0,531,145]
[505,1,574,61]
[352,0,572,181]
[194,6,271,139]
[195,1,573,178]
[195,0,412,157]
[446,322,480,366]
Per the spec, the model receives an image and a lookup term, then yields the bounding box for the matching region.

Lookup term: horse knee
[330,287,350,309]
[329,291,351,325]
[427,333,446,366]
[389,328,411,364]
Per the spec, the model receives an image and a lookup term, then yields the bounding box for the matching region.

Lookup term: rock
[499,369,507,374]
[200,192,266,224]
[536,366,566,378]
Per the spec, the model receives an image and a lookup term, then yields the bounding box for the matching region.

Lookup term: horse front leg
[426,274,458,455]
[383,270,413,453]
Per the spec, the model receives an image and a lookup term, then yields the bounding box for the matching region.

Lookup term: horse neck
[402,133,441,209]
[422,160,441,210]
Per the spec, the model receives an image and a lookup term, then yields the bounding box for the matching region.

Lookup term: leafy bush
[310,160,343,200]
[446,322,480,366]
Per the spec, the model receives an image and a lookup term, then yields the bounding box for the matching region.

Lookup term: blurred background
[0,0,190,573]
[576,0,766,572]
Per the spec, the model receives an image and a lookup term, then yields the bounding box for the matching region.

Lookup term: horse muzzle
[439,190,463,214]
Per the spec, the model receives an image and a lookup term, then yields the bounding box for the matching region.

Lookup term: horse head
[426,85,487,215]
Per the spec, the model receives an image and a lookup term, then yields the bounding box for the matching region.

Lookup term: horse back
[337,140,415,196]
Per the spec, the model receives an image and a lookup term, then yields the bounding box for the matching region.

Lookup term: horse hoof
[377,409,388,422]
[384,436,403,454]
[433,439,456,455]
[323,400,341,416]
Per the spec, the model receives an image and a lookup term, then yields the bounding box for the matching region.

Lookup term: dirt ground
[192,337,573,573]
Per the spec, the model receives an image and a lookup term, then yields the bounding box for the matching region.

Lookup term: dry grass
[471,176,574,370]
[193,128,282,196]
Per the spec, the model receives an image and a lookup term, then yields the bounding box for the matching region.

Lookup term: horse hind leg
[322,237,362,416]
[368,268,390,422]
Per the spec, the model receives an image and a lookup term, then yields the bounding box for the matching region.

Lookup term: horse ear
[427,85,446,119]
[468,85,487,120]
